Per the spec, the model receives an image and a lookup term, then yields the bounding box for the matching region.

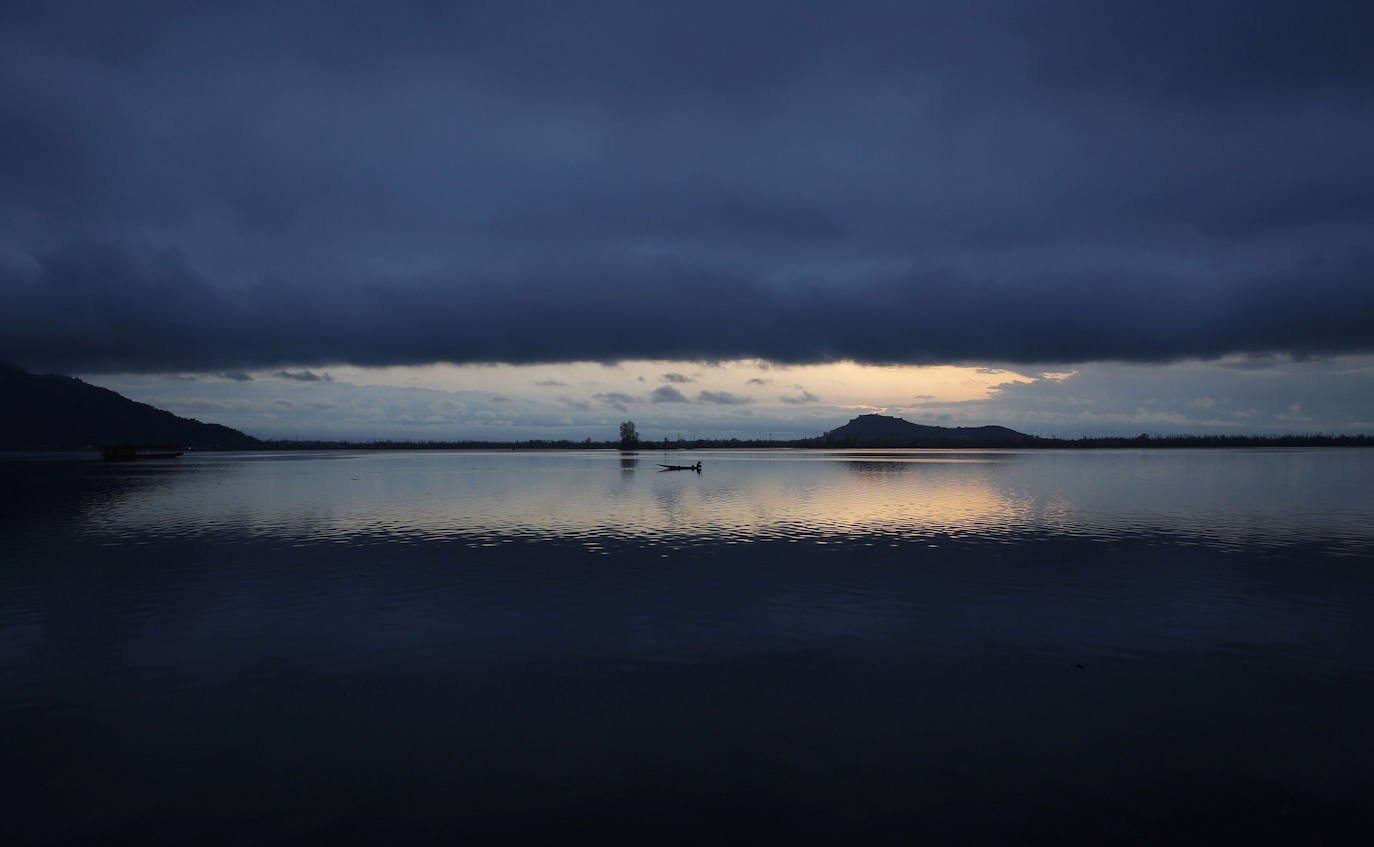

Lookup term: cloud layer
[3,1,1373,372]
[83,355,1374,442]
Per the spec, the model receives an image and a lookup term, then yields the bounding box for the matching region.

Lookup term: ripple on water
[7,449,1374,557]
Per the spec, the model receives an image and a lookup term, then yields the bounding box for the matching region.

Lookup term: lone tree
[618,420,639,449]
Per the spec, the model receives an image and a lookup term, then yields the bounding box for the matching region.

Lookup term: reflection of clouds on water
[5,451,1374,843]
[42,449,1374,557]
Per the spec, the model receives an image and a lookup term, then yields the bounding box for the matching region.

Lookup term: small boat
[100,444,186,461]
[658,462,702,472]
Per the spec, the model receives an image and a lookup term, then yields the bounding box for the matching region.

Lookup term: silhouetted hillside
[822,414,1036,446]
[0,363,260,450]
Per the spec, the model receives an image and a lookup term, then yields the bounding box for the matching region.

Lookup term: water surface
[4,449,1372,843]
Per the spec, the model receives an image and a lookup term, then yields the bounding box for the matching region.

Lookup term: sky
[3,1,1372,439]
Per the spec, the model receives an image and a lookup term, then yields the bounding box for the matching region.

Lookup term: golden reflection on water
[76,448,1374,554]
[82,451,1032,544]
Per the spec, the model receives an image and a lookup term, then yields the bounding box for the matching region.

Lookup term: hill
[822,414,1036,446]
[0,363,261,450]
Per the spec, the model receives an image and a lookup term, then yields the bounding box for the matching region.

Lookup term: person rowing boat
[658,461,702,472]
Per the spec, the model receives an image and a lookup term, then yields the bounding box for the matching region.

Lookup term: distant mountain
[822,414,1035,446]
[0,363,260,450]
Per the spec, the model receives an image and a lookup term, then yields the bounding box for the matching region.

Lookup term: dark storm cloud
[698,391,752,405]
[660,373,692,383]
[218,371,253,382]
[2,1,1373,373]
[274,370,332,383]
[651,386,689,403]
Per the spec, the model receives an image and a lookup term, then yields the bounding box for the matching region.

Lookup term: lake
[3,448,1372,844]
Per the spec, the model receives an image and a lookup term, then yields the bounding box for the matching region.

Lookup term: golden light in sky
[321,359,1042,411]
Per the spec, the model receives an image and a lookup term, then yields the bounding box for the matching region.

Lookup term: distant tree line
[252,432,1374,451]
[1032,433,1374,449]
[813,433,1374,449]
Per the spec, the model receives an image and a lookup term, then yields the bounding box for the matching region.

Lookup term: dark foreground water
[3,448,1372,844]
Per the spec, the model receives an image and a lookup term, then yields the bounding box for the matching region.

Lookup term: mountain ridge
[822,413,1035,446]
[0,363,260,450]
